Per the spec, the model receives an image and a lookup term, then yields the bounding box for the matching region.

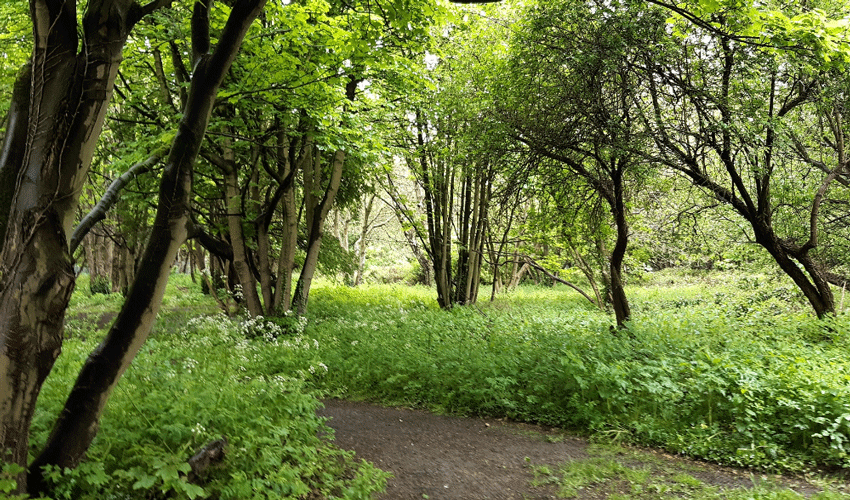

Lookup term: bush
[88,275,110,295]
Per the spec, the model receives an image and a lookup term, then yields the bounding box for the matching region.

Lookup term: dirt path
[317,399,824,499]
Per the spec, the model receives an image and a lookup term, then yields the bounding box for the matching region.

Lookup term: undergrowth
[16,270,850,498]
[24,274,388,500]
[300,272,850,476]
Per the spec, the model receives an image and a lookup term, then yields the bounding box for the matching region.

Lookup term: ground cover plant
[21,269,850,498]
[22,274,388,500]
[527,444,848,499]
[300,270,850,478]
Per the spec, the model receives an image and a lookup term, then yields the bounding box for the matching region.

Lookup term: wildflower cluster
[180,314,240,347]
[239,312,308,342]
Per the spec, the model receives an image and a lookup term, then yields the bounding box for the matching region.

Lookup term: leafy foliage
[28,276,387,499]
[299,275,850,473]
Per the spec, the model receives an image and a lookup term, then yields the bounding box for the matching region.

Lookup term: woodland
[3,0,850,497]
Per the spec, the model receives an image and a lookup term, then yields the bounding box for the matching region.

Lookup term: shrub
[88,275,110,295]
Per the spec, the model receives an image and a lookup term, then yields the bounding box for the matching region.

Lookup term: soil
[317,399,825,500]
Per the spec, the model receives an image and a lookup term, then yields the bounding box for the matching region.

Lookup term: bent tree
[0,0,265,494]
[642,2,849,318]
[497,0,664,327]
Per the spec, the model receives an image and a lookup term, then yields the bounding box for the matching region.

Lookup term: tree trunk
[257,219,275,309]
[272,131,304,313]
[0,0,151,491]
[464,167,490,304]
[609,172,631,328]
[353,195,375,286]
[754,224,835,318]
[293,148,345,315]
[27,0,266,492]
[222,144,263,316]
[417,117,454,309]
[273,171,299,313]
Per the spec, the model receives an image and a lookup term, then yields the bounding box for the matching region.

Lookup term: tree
[0,0,267,493]
[0,0,495,494]
[640,0,850,318]
[495,0,665,327]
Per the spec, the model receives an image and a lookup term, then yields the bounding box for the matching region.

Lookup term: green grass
[527,444,849,499]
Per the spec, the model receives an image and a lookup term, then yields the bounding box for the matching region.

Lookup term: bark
[272,130,304,313]
[70,152,163,253]
[417,116,454,309]
[254,147,280,312]
[220,141,263,316]
[113,243,135,294]
[454,173,473,305]
[454,164,489,305]
[85,230,115,292]
[28,0,266,492]
[0,0,155,491]
[353,195,375,286]
[273,181,298,312]
[293,148,345,315]
[257,215,275,309]
[608,168,631,328]
[509,261,530,289]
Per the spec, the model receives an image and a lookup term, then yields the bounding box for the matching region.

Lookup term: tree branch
[70,152,164,253]
[524,256,602,309]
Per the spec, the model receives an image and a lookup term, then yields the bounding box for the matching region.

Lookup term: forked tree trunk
[273,164,299,312]
[455,164,490,305]
[273,131,308,313]
[27,0,267,493]
[416,116,454,309]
